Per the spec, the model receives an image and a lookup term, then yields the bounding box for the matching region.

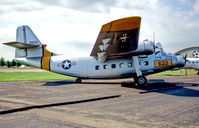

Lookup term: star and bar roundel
[57,60,76,70]
[193,50,199,58]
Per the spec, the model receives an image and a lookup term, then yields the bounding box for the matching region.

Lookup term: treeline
[0,57,22,68]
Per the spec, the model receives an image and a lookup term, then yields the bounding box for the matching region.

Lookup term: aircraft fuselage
[17,51,185,79]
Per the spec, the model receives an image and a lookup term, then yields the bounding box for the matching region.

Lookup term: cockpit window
[155,51,166,58]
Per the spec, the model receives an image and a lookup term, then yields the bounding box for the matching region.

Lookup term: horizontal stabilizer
[3,41,39,48]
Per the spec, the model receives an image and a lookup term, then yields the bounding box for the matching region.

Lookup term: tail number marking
[154,60,172,68]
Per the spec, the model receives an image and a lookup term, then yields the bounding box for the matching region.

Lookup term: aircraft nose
[176,55,186,67]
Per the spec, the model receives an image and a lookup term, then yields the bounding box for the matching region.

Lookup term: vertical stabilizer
[16,25,42,46]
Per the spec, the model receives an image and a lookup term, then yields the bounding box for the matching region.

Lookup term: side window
[103,64,108,69]
[127,62,132,67]
[119,63,125,68]
[95,65,99,70]
[111,64,116,69]
[144,61,149,66]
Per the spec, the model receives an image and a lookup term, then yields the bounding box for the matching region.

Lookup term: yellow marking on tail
[41,44,53,71]
[101,16,141,32]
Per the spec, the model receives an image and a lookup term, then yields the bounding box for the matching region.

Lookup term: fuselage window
[95,65,100,70]
[111,64,116,68]
[119,63,125,68]
[103,64,108,69]
[127,62,132,67]
[144,61,149,66]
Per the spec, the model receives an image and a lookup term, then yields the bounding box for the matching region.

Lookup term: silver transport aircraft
[3,16,186,86]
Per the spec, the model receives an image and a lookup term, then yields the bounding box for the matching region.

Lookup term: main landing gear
[134,76,147,86]
[76,78,82,83]
[132,56,147,86]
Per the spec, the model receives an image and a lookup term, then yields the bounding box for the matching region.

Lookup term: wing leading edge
[90,16,141,62]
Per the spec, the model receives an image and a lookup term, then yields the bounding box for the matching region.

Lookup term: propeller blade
[185,53,187,60]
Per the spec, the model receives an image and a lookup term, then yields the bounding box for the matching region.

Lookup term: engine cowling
[108,39,155,58]
[129,40,155,55]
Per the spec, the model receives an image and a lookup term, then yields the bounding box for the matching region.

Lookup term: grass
[150,70,198,76]
[0,70,198,82]
[0,72,75,82]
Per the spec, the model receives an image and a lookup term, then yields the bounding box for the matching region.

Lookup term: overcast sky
[0,0,199,60]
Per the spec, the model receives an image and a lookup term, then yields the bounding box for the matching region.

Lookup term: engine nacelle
[108,39,155,58]
[130,40,155,56]
[108,40,155,57]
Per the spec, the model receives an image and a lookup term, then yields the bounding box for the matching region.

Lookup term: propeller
[184,53,187,60]
[184,53,188,76]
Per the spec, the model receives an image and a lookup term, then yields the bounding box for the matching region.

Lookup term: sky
[0,0,199,60]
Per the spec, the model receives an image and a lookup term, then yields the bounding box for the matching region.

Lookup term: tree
[16,61,22,67]
[11,59,17,67]
[6,61,11,68]
[0,57,6,66]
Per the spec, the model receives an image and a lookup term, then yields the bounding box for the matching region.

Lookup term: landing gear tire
[76,78,82,83]
[135,76,147,86]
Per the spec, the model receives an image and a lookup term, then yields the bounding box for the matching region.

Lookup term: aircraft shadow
[43,80,77,86]
[122,80,199,97]
[42,79,199,97]
[43,80,122,86]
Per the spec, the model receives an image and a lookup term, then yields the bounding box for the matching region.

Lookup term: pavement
[0,75,199,128]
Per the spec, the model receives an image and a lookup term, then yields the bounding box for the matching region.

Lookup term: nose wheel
[135,76,147,86]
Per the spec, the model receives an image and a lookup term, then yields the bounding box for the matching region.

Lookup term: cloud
[36,0,116,13]
[0,0,44,16]
[0,0,199,60]
[51,41,93,57]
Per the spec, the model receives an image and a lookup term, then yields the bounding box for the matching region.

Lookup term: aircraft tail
[3,25,54,71]
[4,25,53,58]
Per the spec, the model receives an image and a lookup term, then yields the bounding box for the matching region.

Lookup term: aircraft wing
[175,46,199,58]
[90,16,141,62]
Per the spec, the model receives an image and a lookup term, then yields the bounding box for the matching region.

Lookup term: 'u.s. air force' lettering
[57,60,76,70]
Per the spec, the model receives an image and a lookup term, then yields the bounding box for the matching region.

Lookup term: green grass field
[0,72,75,82]
[0,70,197,82]
[150,70,198,76]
